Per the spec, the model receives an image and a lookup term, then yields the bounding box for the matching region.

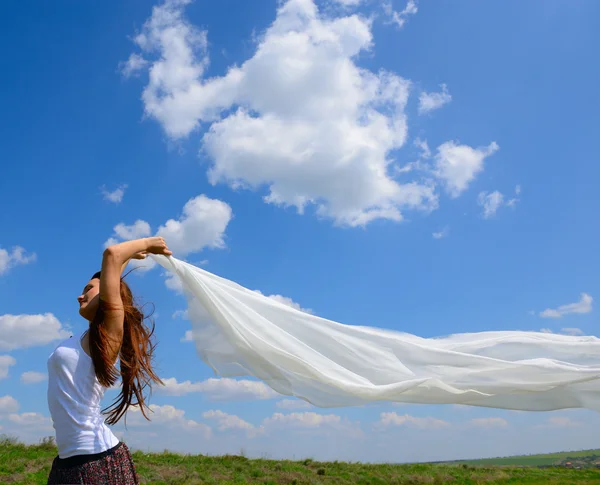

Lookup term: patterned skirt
[47,442,139,485]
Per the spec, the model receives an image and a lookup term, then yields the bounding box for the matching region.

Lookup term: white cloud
[114,220,152,240]
[8,412,53,429]
[104,220,157,271]
[276,399,313,410]
[158,377,280,400]
[101,184,128,204]
[382,0,418,29]
[414,137,431,159]
[165,273,184,292]
[0,246,36,276]
[124,0,454,227]
[156,195,232,256]
[434,141,499,198]
[559,327,585,336]
[172,310,189,319]
[0,314,70,351]
[432,227,449,239]
[261,411,363,438]
[255,291,312,314]
[126,404,212,439]
[539,327,585,336]
[105,195,232,272]
[0,356,16,380]
[202,410,260,437]
[263,411,340,429]
[0,396,19,414]
[469,417,508,429]
[477,190,504,219]
[377,412,450,429]
[540,293,593,319]
[20,371,47,384]
[536,416,582,429]
[418,84,451,115]
[180,330,193,342]
[506,184,521,208]
[120,53,148,78]
[546,416,581,428]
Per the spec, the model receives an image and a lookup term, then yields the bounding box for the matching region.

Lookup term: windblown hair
[88,271,163,425]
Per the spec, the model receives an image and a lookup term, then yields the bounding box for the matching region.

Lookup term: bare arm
[99,237,172,360]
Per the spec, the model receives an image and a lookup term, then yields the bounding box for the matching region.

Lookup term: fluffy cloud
[126,0,504,227]
[202,410,261,437]
[559,327,585,336]
[261,411,362,438]
[0,356,16,380]
[477,190,504,219]
[377,412,450,429]
[0,396,19,414]
[535,416,582,429]
[540,293,593,319]
[477,185,520,219]
[419,83,451,114]
[101,184,128,204]
[469,417,508,429]
[262,411,347,430]
[432,227,449,239]
[158,377,280,400]
[124,404,212,439]
[120,54,148,78]
[382,0,418,29]
[114,220,152,240]
[104,220,156,271]
[0,314,70,351]
[20,371,47,384]
[334,0,363,5]
[0,246,36,276]
[8,412,53,429]
[434,141,499,198]
[165,273,184,292]
[105,195,232,270]
[506,184,521,207]
[203,410,254,431]
[539,327,586,336]
[255,292,313,314]
[156,195,232,256]
[180,330,193,342]
[276,399,313,410]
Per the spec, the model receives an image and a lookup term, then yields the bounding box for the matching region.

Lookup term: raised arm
[99,237,172,361]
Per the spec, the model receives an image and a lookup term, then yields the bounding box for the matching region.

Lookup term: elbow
[103,246,122,263]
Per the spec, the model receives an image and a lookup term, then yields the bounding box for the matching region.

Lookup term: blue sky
[1,0,599,462]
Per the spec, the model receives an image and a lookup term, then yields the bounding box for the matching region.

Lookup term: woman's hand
[144,237,173,256]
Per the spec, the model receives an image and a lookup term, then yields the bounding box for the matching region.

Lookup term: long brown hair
[88,271,163,425]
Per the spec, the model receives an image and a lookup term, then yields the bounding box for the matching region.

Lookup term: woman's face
[78,278,100,321]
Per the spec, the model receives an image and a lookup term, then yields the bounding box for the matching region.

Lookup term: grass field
[444,449,600,467]
[2,436,600,484]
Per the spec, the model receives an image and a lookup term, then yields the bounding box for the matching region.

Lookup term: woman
[47,237,172,485]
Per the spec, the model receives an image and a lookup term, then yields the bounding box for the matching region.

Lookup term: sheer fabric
[152,255,600,412]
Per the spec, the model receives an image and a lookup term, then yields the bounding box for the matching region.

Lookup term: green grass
[442,449,600,467]
[2,435,600,484]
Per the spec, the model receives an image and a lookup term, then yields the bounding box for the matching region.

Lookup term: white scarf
[152,255,600,412]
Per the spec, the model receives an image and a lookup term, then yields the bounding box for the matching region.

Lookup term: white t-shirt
[47,332,120,458]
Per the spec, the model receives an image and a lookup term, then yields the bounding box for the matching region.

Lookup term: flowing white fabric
[152,255,600,412]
